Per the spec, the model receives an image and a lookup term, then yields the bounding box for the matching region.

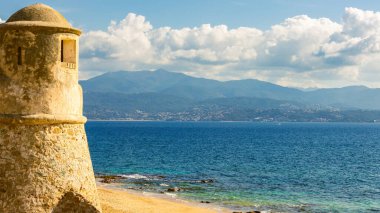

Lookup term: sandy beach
[98,186,231,213]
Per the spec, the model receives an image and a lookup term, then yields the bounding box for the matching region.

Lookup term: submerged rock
[167,187,181,192]
[100,178,113,184]
[97,175,125,183]
[200,179,214,183]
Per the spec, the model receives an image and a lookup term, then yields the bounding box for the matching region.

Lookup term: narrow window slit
[61,40,64,62]
[18,47,22,65]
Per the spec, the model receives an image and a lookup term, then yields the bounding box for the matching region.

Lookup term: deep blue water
[86,121,380,212]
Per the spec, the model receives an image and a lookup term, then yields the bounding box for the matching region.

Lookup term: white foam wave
[121,174,149,179]
[164,193,177,198]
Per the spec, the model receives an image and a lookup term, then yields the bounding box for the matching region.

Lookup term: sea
[86,121,380,213]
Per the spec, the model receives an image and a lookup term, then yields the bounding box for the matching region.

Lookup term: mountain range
[80,69,380,122]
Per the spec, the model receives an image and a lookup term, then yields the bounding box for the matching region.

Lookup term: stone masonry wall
[0,123,101,212]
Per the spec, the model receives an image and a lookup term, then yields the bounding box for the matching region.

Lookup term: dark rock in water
[246,211,261,213]
[157,175,166,179]
[200,179,214,183]
[100,178,113,184]
[200,201,211,203]
[167,187,181,192]
[96,174,123,179]
[97,175,125,184]
[126,187,143,191]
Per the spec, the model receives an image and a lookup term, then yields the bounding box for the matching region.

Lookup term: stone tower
[0,4,101,212]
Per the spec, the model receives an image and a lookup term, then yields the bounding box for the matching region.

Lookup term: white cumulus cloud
[79,8,380,88]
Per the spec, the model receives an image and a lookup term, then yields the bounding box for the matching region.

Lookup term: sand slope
[98,187,228,213]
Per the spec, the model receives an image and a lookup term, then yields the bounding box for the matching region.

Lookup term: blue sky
[2,1,380,88]
[2,0,379,30]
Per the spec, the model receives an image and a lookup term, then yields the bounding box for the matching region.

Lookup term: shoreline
[97,183,232,213]
[87,119,380,123]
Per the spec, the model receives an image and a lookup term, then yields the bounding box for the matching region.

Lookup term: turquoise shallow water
[86,122,380,212]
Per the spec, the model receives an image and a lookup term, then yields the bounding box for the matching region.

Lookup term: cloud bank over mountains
[5,8,380,88]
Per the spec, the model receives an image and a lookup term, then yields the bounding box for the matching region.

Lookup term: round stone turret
[0,3,84,123]
[0,4,101,212]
